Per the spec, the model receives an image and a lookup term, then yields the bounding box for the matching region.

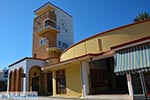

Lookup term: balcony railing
[45,20,56,28]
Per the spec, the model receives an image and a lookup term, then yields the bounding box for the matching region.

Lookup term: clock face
[58,20,66,30]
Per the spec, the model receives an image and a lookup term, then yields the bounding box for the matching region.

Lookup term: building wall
[65,63,82,97]
[32,4,74,59]
[8,60,27,73]
[26,59,45,91]
[28,66,41,92]
[56,9,74,49]
[32,10,57,59]
[99,22,150,51]
[7,60,27,91]
[60,21,150,61]
[7,58,45,91]
[52,63,82,97]
[32,32,57,59]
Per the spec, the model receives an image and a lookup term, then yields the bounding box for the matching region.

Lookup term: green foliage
[133,12,150,22]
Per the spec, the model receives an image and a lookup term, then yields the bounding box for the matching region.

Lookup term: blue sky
[0,0,150,69]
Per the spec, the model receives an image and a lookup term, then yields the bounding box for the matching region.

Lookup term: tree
[133,12,150,22]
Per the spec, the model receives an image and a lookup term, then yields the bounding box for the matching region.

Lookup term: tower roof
[34,2,72,17]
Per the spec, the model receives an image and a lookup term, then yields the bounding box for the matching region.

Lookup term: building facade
[42,20,150,100]
[7,2,150,100]
[32,2,74,59]
[7,2,74,95]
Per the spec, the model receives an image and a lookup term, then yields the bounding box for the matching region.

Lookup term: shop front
[88,57,128,95]
[114,41,150,100]
[131,71,150,100]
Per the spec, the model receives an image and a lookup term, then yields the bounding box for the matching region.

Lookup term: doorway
[47,73,53,95]
[132,71,150,100]
[32,76,39,93]
[143,72,150,99]
[29,66,41,95]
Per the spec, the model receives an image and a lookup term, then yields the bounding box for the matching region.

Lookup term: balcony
[49,12,56,21]
[36,20,59,36]
[45,20,56,28]
[36,26,59,36]
[47,47,62,52]
[46,47,62,58]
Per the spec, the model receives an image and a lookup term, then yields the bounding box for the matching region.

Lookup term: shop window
[39,38,47,46]
[56,70,66,94]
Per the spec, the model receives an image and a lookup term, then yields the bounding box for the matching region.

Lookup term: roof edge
[42,50,113,70]
[34,2,72,17]
[62,20,150,55]
[111,36,150,50]
[8,57,45,67]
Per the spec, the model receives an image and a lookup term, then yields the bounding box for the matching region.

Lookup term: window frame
[39,38,47,46]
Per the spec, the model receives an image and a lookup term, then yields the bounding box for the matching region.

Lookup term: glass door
[32,76,39,93]
[47,73,53,94]
[132,72,150,100]
[131,73,146,100]
[143,71,150,100]
[131,73,143,94]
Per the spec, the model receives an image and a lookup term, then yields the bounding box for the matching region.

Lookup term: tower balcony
[49,12,56,21]
[46,47,62,65]
[36,25,59,36]
[47,47,62,53]
[47,47,62,57]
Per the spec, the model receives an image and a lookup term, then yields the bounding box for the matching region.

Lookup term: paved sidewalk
[1,95,133,100]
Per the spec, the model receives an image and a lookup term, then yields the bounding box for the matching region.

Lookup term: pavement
[0,95,133,100]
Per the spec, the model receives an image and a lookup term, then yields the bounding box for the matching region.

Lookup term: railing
[45,20,56,28]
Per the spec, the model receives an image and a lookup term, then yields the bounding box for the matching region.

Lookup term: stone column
[81,61,90,97]
[126,74,133,96]
[11,71,15,91]
[23,77,26,92]
[43,72,48,94]
[52,71,56,96]
[16,70,19,91]
[8,71,12,91]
